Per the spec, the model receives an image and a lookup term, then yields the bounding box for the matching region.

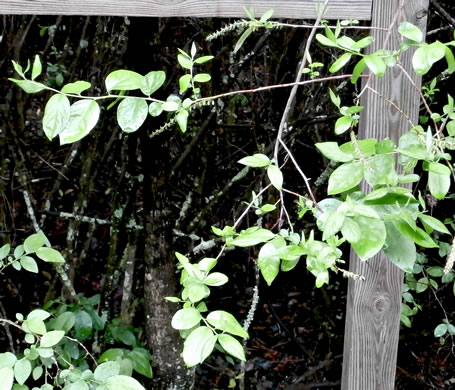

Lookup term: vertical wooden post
[341,0,429,389]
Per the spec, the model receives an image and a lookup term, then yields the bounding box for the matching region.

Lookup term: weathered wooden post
[341,0,429,389]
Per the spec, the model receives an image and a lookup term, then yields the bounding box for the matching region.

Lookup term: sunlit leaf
[59,100,100,144]
[43,94,71,140]
[105,70,144,91]
[117,97,148,133]
[182,327,216,367]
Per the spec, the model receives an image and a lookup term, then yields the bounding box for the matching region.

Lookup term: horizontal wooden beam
[0,0,372,20]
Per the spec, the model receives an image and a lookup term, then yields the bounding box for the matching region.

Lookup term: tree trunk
[143,218,195,389]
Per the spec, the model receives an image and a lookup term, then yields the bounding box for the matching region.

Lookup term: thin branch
[278,139,320,209]
[365,85,416,128]
[273,0,331,164]
[194,74,365,105]
[431,0,455,28]
[396,62,442,138]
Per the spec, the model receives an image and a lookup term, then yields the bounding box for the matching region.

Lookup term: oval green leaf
[36,247,65,263]
[117,97,148,133]
[171,308,202,330]
[105,70,144,91]
[217,334,246,361]
[182,326,217,367]
[40,330,65,348]
[59,100,100,145]
[327,162,363,195]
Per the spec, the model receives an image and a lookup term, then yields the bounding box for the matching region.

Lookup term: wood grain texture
[341,1,429,389]
[0,0,372,19]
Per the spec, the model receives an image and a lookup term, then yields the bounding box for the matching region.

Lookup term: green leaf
[54,312,76,332]
[419,214,450,234]
[148,102,163,117]
[341,217,361,243]
[67,380,89,390]
[94,361,121,381]
[230,228,275,247]
[105,70,144,91]
[14,359,31,385]
[328,162,363,195]
[24,232,46,253]
[25,318,47,334]
[162,101,180,112]
[315,142,353,162]
[11,60,24,77]
[428,162,451,175]
[126,349,153,378]
[171,308,202,330]
[329,53,352,73]
[175,252,189,264]
[258,238,286,286]
[234,27,253,54]
[40,330,65,347]
[36,247,65,263]
[194,55,214,64]
[328,88,341,108]
[267,164,283,190]
[412,41,446,75]
[193,73,211,83]
[259,8,274,22]
[427,266,444,277]
[42,94,71,140]
[206,311,248,339]
[20,256,38,273]
[59,100,100,145]
[416,277,429,293]
[31,55,42,80]
[383,223,416,273]
[351,58,366,84]
[182,326,216,367]
[27,309,50,321]
[334,115,353,135]
[117,97,148,133]
[393,219,438,248]
[434,323,448,337]
[198,257,217,272]
[315,33,338,48]
[364,154,397,187]
[342,140,377,158]
[352,36,374,50]
[177,54,192,70]
[13,243,23,257]
[9,79,46,94]
[364,53,386,77]
[217,334,246,361]
[0,244,10,261]
[0,367,14,390]
[61,80,91,94]
[428,170,450,200]
[322,211,345,240]
[105,375,145,390]
[0,353,16,369]
[398,21,423,42]
[351,216,386,260]
[203,272,228,286]
[175,110,189,133]
[32,365,43,380]
[141,71,165,96]
[445,46,455,74]
[238,153,270,167]
[179,74,192,94]
[99,348,124,364]
[185,281,210,303]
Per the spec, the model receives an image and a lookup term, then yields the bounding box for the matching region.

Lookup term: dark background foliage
[0,1,455,388]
